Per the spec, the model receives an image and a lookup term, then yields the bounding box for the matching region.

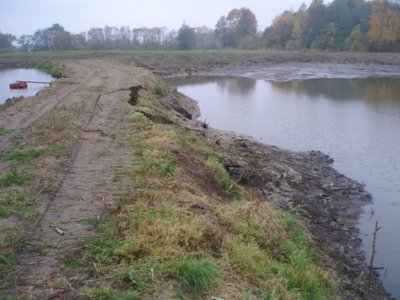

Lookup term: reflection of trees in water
[271,78,400,105]
[363,79,400,105]
[171,76,257,96]
[216,77,256,96]
[169,76,222,86]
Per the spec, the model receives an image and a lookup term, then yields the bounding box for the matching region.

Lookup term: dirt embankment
[168,85,393,298]
[197,129,387,299]
[0,56,395,299]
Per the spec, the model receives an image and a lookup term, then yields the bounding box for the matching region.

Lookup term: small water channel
[173,76,400,298]
[0,69,54,104]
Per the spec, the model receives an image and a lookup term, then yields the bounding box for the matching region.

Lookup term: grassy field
[1,49,400,70]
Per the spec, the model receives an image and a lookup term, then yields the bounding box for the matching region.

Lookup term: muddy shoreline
[159,62,400,82]
[197,128,390,299]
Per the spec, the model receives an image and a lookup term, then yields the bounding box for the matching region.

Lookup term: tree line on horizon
[0,0,399,53]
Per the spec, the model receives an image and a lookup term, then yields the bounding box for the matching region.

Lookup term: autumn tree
[261,0,400,52]
[368,0,400,51]
[348,24,369,51]
[225,8,258,47]
[287,3,307,50]
[263,11,295,48]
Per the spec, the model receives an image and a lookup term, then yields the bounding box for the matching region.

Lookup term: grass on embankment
[61,84,340,299]
[0,144,44,289]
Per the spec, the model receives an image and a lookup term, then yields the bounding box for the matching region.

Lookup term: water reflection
[216,76,256,96]
[171,76,257,96]
[0,69,54,104]
[271,78,400,105]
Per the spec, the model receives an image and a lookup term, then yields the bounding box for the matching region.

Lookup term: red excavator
[9,80,50,89]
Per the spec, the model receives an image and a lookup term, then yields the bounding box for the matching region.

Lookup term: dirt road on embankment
[0,60,156,298]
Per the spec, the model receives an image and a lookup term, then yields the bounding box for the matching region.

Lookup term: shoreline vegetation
[0,52,397,299]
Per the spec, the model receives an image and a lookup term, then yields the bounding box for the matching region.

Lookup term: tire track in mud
[2,61,138,298]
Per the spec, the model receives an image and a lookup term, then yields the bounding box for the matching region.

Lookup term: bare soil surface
[0,60,152,298]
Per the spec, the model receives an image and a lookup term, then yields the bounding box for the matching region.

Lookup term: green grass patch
[63,103,78,111]
[130,146,178,178]
[62,258,85,269]
[84,286,139,300]
[154,81,169,96]
[96,151,112,158]
[128,112,148,123]
[80,235,122,265]
[0,190,38,220]
[0,169,31,187]
[30,60,64,78]
[205,157,238,199]
[49,143,63,153]
[0,128,13,135]
[223,207,336,299]
[159,162,176,177]
[169,259,220,298]
[0,250,17,267]
[0,231,24,289]
[0,250,18,290]
[1,148,42,163]
[79,214,124,265]
[114,266,148,290]
[10,135,21,147]
[17,104,32,112]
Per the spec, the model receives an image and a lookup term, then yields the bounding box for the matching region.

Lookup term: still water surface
[174,76,400,298]
[0,69,53,104]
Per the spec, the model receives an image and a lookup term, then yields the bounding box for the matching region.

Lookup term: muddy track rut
[0,60,146,298]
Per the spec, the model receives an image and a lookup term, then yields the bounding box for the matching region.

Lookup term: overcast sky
[0,0,314,37]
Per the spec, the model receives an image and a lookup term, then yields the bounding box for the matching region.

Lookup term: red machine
[9,80,50,89]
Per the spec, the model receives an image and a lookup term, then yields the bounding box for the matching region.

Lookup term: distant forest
[1,0,399,53]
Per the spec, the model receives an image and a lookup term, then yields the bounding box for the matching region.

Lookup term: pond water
[0,69,54,104]
[173,76,400,299]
